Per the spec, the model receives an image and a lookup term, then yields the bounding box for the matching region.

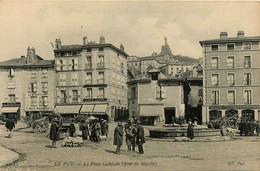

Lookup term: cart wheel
[34,125,42,133]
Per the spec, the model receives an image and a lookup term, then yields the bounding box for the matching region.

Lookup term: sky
[0,1,259,61]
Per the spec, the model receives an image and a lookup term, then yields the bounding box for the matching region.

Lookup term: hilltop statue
[160,36,173,56]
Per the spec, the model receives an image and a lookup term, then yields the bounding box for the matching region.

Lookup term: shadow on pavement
[105,150,117,154]
[14,127,30,132]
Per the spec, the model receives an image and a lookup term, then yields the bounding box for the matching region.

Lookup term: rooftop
[199,36,260,45]
[54,43,128,57]
[0,58,54,68]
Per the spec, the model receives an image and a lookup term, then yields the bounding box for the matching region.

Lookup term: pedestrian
[136,120,145,154]
[49,117,60,148]
[101,119,105,136]
[249,121,255,136]
[187,119,194,139]
[95,120,101,143]
[79,118,88,144]
[5,117,15,138]
[244,119,250,136]
[238,120,244,136]
[102,120,109,139]
[113,122,123,154]
[125,118,133,151]
[220,124,225,136]
[69,119,76,137]
[256,121,260,136]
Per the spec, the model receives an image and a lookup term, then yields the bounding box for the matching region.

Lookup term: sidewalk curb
[0,146,19,167]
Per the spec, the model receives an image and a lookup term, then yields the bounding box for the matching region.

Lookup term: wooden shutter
[56,60,60,71]
[68,60,72,70]
[78,89,81,102]
[68,90,72,103]
[75,73,78,85]
[74,59,78,70]
[57,90,60,103]
[161,87,166,98]
[156,86,160,98]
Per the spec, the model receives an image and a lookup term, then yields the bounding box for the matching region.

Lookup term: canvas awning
[55,105,81,115]
[92,104,108,115]
[139,105,162,117]
[1,107,20,113]
[80,104,95,114]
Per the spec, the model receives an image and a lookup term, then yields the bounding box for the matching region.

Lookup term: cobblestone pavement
[0,122,259,170]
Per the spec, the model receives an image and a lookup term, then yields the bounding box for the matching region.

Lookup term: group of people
[113,118,145,154]
[49,116,109,148]
[238,119,260,136]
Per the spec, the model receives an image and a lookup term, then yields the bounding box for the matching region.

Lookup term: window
[60,90,67,103]
[42,82,48,92]
[7,82,15,89]
[42,96,48,106]
[211,57,218,68]
[86,56,92,69]
[227,73,235,85]
[71,73,78,86]
[227,56,234,68]
[198,89,203,96]
[211,45,218,51]
[244,56,251,67]
[87,48,92,53]
[86,88,92,99]
[243,73,251,85]
[71,59,75,70]
[211,74,219,85]
[98,72,104,84]
[72,90,78,103]
[73,51,77,56]
[30,97,37,106]
[156,86,166,99]
[42,69,48,78]
[244,43,252,50]
[31,83,37,92]
[59,74,66,86]
[244,90,252,104]
[98,47,104,51]
[9,68,15,77]
[60,60,64,70]
[31,72,37,79]
[86,72,92,84]
[131,87,136,99]
[97,56,104,68]
[121,63,125,73]
[227,44,235,50]
[227,90,235,104]
[9,95,16,103]
[98,88,104,98]
[211,91,219,104]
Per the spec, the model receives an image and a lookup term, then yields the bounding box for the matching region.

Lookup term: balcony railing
[97,63,104,69]
[85,63,92,70]
[83,97,107,102]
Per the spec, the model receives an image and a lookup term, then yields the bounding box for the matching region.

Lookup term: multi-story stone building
[0,48,55,120]
[200,31,260,124]
[54,36,128,121]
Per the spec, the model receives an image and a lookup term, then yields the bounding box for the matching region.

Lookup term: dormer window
[243,43,252,50]
[211,45,218,51]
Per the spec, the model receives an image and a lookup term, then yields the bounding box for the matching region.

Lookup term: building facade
[200,31,260,124]
[0,48,55,120]
[54,36,128,121]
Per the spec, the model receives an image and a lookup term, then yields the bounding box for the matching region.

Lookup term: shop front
[1,106,20,123]
[139,104,163,125]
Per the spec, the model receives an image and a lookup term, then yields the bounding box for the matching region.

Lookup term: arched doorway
[209,110,222,121]
[242,110,254,121]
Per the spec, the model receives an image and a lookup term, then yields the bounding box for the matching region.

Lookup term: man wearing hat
[49,117,60,148]
[136,120,145,154]
[125,118,136,151]
[113,122,124,154]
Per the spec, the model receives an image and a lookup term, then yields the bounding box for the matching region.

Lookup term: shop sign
[159,81,180,86]
[209,105,260,110]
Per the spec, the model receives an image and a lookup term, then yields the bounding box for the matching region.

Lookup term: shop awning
[1,107,20,113]
[80,104,95,114]
[139,105,162,116]
[92,104,108,115]
[55,105,81,115]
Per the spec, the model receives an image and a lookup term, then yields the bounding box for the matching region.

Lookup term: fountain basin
[149,127,220,139]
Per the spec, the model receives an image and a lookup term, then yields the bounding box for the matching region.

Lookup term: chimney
[100,34,105,44]
[55,39,61,49]
[220,32,228,39]
[83,36,88,45]
[120,44,124,52]
[27,47,36,63]
[237,31,245,38]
